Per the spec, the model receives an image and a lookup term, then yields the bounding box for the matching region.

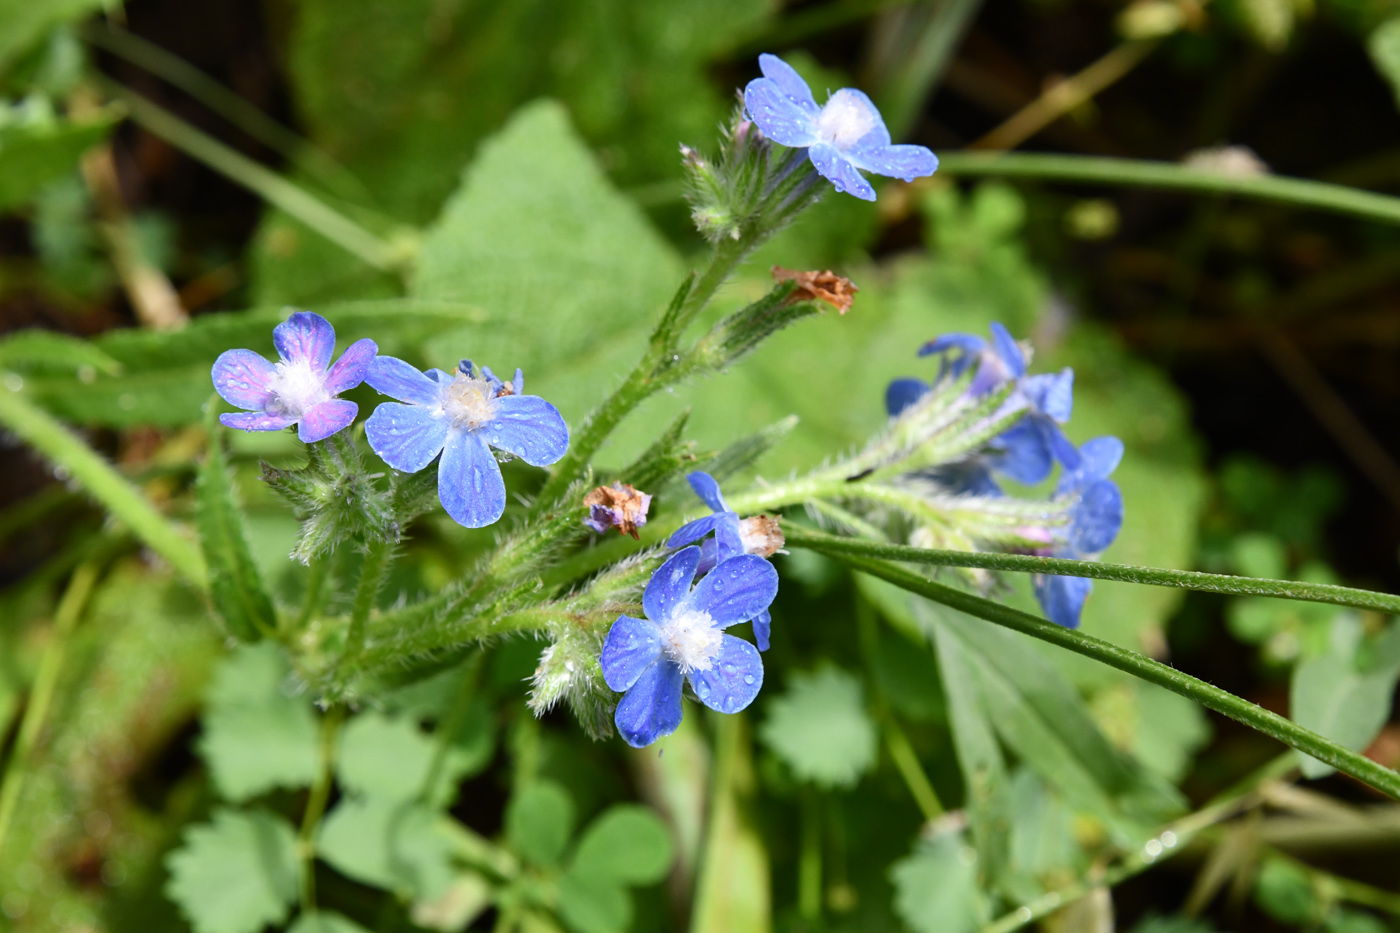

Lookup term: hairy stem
[345,537,394,661]
[299,705,345,911]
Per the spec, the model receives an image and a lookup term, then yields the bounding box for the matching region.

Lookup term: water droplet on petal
[743,674,755,685]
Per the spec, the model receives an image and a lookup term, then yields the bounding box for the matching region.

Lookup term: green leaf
[413,100,683,435]
[556,872,631,933]
[336,709,484,806]
[888,832,988,933]
[1291,616,1400,778]
[287,912,376,933]
[163,807,300,933]
[410,871,495,932]
[1253,857,1321,925]
[569,805,674,886]
[0,329,120,376]
[317,796,456,900]
[1127,916,1227,933]
[0,108,116,210]
[198,642,320,801]
[1326,910,1391,933]
[758,666,877,788]
[1369,17,1400,110]
[505,779,575,867]
[197,415,277,642]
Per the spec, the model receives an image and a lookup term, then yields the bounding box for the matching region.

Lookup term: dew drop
[743,674,755,685]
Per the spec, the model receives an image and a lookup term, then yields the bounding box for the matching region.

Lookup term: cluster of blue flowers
[887,322,1125,628]
[211,310,569,529]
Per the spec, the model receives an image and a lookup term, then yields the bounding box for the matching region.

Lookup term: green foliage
[197,642,320,801]
[1291,615,1400,778]
[263,435,396,563]
[505,779,575,867]
[287,913,376,933]
[198,417,278,641]
[336,708,488,806]
[164,808,301,933]
[0,100,115,210]
[888,831,988,933]
[0,327,120,376]
[1368,16,1400,107]
[759,666,878,788]
[317,797,457,900]
[1253,856,1323,925]
[568,805,674,885]
[1128,915,1229,933]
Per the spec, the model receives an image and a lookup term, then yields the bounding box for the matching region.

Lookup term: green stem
[298,705,345,911]
[798,789,822,921]
[883,718,945,822]
[345,538,394,661]
[0,560,102,855]
[818,549,1400,799]
[0,377,206,588]
[936,151,1400,226]
[782,526,1400,615]
[294,557,331,633]
[101,81,403,272]
[420,654,483,804]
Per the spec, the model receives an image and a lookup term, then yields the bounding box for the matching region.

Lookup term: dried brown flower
[583,483,653,539]
[771,266,858,314]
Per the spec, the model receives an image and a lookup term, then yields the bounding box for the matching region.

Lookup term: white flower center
[816,89,877,150]
[442,373,498,430]
[267,359,330,417]
[662,608,723,674]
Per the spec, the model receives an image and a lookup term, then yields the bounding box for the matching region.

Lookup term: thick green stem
[0,560,102,855]
[0,377,206,588]
[815,549,1400,799]
[935,151,1400,227]
[783,527,1400,615]
[345,538,394,661]
[298,705,345,911]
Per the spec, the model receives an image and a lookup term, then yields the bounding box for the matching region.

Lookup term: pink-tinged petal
[273,311,336,371]
[365,402,449,473]
[298,399,358,443]
[846,143,937,182]
[325,338,378,396]
[614,660,684,748]
[601,615,664,692]
[438,429,507,528]
[220,410,296,432]
[366,356,443,406]
[687,635,763,714]
[211,349,277,410]
[685,554,778,628]
[480,395,568,466]
[808,143,876,201]
[643,547,700,627]
[744,78,820,148]
[758,53,819,110]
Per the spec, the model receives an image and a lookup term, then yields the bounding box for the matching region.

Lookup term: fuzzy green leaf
[758,666,877,788]
[164,808,300,933]
[197,417,277,642]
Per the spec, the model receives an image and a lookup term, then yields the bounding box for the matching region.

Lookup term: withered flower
[583,483,653,539]
[771,266,858,314]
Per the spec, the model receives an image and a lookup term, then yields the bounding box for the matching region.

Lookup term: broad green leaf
[1291,616,1400,778]
[1006,768,1080,888]
[888,831,988,933]
[1253,857,1321,925]
[872,625,946,722]
[1326,910,1391,933]
[198,642,320,801]
[758,666,877,788]
[414,100,682,434]
[287,913,375,933]
[336,709,485,806]
[1128,917,1228,933]
[197,418,277,642]
[1092,680,1211,783]
[317,796,456,900]
[505,779,575,867]
[164,808,300,933]
[1370,17,1400,110]
[569,805,674,886]
[0,329,120,376]
[556,872,630,933]
[0,107,115,210]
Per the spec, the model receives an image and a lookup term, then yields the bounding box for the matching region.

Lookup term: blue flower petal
[219,410,296,432]
[930,460,1004,497]
[757,53,819,110]
[1023,369,1074,424]
[697,535,720,576]
[366,402,449,473]
[437,429,507,528]
[989,420,1053,486]
[600,614,664,692]
[752,609,772,652]
[298,399,357,444]
[481,394,569,466]
[1070,479,1123,554]
[687,635,764,714]
[366,356,442,406]
[847,143,937,182]
[743,78,820,149]
[918,333,986,358]
[273,311,336,371]
[324,338,378,396]
[615,660,685,748]
[1034,573,1093,628]
[1057,436,1125,494]
[668,513,722,548]
[686,554,778,628]
[644,547,701,625]
[808,142,876,201]
[713,513,746,565]
[687,472,729,513]
[211,349,276,410]
[989,322,1026,378]
[885,378,931,416]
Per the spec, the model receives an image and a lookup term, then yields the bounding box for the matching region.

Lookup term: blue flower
[364,357,568,528]
[600,547,777,748]
[211,311,377,443]
[743,53,938,201]
[667,472,784,650]
[1033,436,1126,628]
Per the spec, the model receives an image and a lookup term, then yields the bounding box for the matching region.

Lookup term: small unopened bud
[583,482,653,539]
[738,514,784,557]
[679,143,709,171]
[771,266,858,315]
